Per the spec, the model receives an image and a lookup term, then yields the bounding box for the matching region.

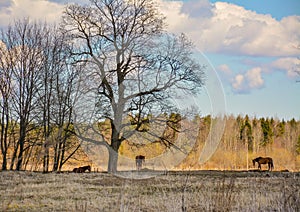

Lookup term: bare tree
[35,25,59,173]
[62,0,205,173]
[0,20,50,170]
[35,26,81,172]
[50,58,82,172]
[0,38,14,170]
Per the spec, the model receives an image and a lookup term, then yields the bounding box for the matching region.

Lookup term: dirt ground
[0,170,299,211]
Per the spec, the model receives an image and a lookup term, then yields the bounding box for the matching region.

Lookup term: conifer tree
[240,115,253,152]
[260,118,274,152]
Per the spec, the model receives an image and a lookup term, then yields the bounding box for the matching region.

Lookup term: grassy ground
[0,170,299,211]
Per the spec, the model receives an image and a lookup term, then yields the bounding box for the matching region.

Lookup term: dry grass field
[0,170,299,211]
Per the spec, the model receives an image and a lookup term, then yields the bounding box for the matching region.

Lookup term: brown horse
[135,155,145,170]
[252,157,274,171]
[73,165,91,173]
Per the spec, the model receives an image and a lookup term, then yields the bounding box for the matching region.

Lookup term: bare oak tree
[62,0,205,173]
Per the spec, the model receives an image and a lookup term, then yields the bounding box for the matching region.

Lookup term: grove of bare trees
[0,19,81,172]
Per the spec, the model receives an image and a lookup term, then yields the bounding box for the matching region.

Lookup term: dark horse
[135,155,145,170]
[252,157,274,171]
[73,165,91,173]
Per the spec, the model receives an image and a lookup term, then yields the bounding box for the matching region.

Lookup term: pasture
[0,170,299,211]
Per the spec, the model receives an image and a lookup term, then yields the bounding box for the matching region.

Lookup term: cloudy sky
[0,0,299,120]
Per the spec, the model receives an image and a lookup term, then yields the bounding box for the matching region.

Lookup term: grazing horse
[73,165,91,173]
[135,155,145,170]
[252,157,274,171]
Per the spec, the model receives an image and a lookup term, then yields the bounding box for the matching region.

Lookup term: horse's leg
[270,162,273,171]
[271,161,274,171]
[258,163,261,170]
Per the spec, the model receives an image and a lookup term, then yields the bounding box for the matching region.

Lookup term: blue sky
[210,0,300,120]
[210,0,300,20]
[163,0,300,120]
[0,0,299,120]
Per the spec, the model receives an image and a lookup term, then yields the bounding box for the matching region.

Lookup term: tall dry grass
[0,170,299,211]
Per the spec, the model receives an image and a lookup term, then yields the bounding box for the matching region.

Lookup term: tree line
[179,115,300,170]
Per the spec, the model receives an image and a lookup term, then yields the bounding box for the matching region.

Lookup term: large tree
[63,0,205,173]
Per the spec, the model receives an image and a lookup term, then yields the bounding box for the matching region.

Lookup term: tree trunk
[43,145,49,173]
[1,152,7,170]
[0,126,8,170]
[16,141,24,170]
[108,148,119,173]
[16,129,26,171]
[107,124,122,173]
[0,116,7,170]
[52,142,59,171]
[43,103,51,173]
[58,142,64,172]
[53,141,63,172]
[10,142,18,170]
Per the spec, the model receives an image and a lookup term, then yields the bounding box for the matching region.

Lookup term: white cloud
[245,67,264,89]
[159,0,300,57]
[271,57,300,78]
[231,67,264,93]
[2,0,298,57]
[181,0,213,18]
[47,0,89,4]
[232,74,244,91]
[218,56,300,93]
[0,0,65,27]
[1,0,298,57]
[218,64,232,75]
